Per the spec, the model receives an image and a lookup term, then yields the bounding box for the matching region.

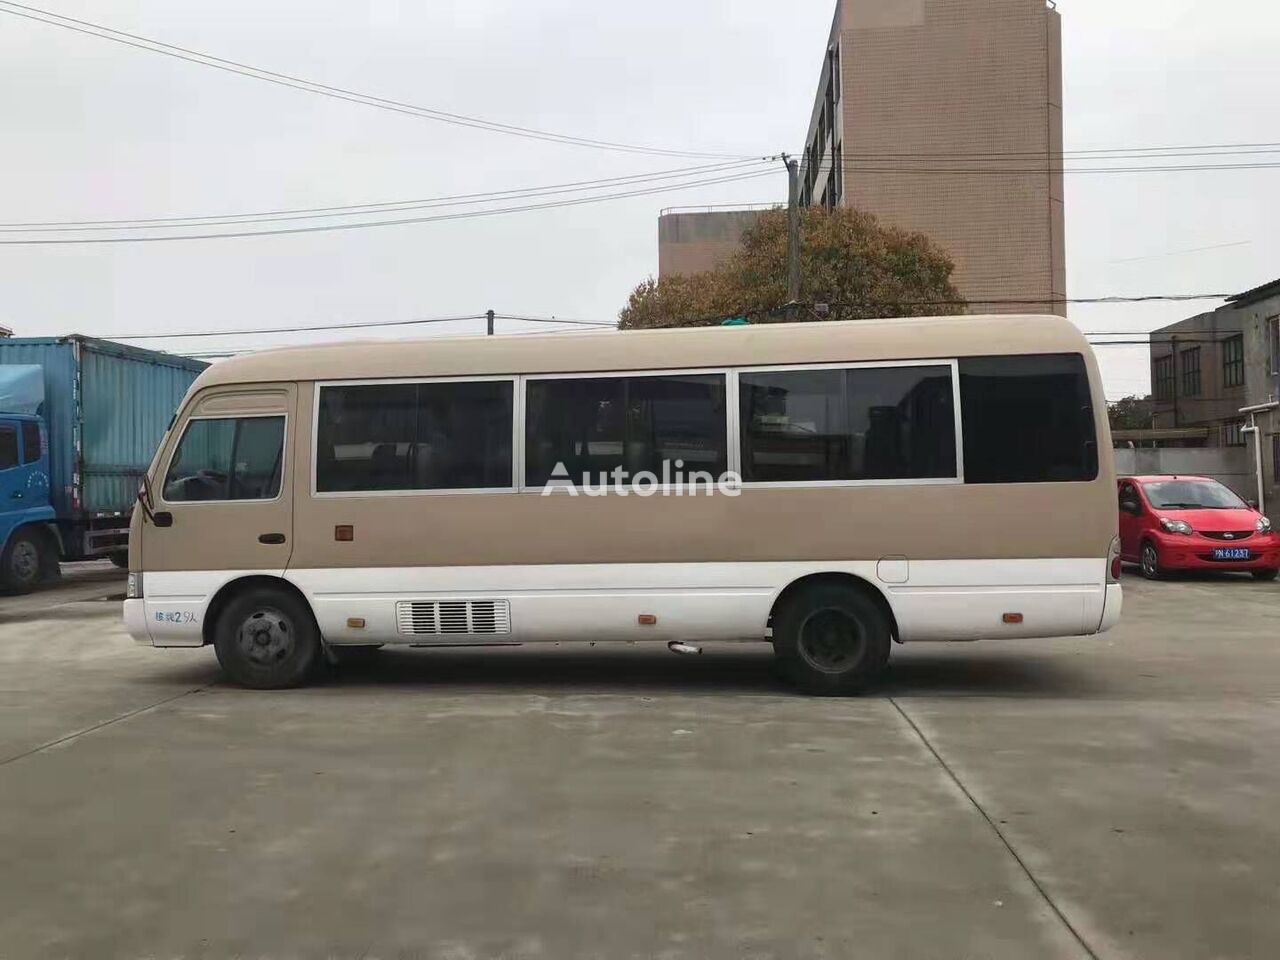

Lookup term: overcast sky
[1,0,1277,398]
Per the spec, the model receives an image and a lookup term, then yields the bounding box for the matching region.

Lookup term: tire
[212,586,321,689]
[2,527,49,593]
[328,644,384,666]
[108,552,129,569]
[1139,540,1162,580]
[1251,568,1279,582]
[772,582,892,696]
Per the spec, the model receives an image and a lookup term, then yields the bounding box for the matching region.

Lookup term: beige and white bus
[124,315,1121,694]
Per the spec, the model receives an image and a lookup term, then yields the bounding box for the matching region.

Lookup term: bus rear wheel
[213,586,321,689]
[772,583,891,695]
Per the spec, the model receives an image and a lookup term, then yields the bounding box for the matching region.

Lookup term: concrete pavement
[0,566,1276,958]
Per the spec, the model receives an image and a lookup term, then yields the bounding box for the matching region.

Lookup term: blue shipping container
[0,336,206,517]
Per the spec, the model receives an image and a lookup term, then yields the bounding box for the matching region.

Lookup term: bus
[123,315,1122,694]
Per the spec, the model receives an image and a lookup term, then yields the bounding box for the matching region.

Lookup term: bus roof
[194,313,1089,387]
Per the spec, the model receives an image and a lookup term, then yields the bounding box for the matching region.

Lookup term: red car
[1118,475,1279,580]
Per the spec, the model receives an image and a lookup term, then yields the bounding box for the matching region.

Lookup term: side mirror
[1121,499,1140,515]
[1247,499,1259,510]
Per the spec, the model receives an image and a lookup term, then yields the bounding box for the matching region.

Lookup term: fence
[1113,446,1257,501]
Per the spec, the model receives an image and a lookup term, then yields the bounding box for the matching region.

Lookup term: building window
[739,365,956,483]
[1270,316,1280,375]
[316,381,513,493]
[959,354,1098,484]
[1223,422,1246,447]
[525,374,727,488]
[1153,355,1175,401]
[1180,347,1201,397]
[1222,334,1244,388]
[832,142,842,201]
[164,416,285,502]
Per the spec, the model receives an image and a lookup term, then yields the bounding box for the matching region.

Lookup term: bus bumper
[124,599,152,646]
[1097,583,1122,634]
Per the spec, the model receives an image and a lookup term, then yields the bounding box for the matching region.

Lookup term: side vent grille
[396,599,511,637]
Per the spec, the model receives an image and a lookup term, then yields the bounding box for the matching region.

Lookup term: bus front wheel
[772,583,891,695]
[213,586,321,689]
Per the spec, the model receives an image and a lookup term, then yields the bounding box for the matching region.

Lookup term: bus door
[144,384,297,590]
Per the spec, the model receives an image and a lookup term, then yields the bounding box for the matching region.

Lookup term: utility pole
[784,154,801,321]
[1170,334,1179,428]
[486,309,495,336]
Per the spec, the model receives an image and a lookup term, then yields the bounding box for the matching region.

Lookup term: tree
[619,206,963,329]
[1108,395,1154,432]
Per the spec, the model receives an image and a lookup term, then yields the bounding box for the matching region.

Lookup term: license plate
[1212,547,1252,561]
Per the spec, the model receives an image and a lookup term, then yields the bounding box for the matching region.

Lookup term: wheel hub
[10,541,38,582]
[236,608,293,665]
[797,607,864,673]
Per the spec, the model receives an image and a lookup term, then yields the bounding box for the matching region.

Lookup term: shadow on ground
[136,643,1107,700]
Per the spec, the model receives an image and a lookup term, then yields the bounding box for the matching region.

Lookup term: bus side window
[959,354,1098,484]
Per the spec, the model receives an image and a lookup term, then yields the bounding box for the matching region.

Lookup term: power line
[493,314,615,327]
[113,313,486,341]
[0,160,772,231]
[0,168,779,244]
[828,162,1280,175]
[825,294,1232,307]
[96,297,1239,346]
[804,140,1280,159]
[0,0,750,160]
[109,312,616,343]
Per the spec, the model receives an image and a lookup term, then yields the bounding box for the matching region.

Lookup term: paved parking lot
[1,564,1277,959]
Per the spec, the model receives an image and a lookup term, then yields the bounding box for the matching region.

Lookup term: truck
[0,336,206,591]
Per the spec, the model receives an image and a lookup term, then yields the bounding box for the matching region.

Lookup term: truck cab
[0,413,58,591]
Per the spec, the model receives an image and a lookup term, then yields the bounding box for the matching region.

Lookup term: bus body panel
[133,556,1113,648]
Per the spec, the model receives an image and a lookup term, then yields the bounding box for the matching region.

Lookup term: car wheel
[1139,541,1162,580]
[2,528,48,593]
[1251,568,1279,582]
[108,552,129,569]
[772,583,891,696]
[213,586,321,689]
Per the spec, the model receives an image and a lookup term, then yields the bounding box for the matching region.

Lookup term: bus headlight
[1258,516,1272,534]
[1160,518,1193,535]
[126,572,143,599]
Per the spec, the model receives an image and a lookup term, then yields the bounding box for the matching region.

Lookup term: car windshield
[1142,479,1248,510]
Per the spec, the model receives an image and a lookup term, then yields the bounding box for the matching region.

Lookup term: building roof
[1226,278,1280,309]
[193,314,1087,389]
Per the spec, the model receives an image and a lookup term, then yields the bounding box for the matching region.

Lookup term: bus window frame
[308,360,970,499]
[518,366,733,494]
[311,375,520,499]
[158,412,290,508]
[732,358,966,489]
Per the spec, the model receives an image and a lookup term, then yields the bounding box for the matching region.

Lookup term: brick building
[1150,279,1280,510]
[659,0,1066,316]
